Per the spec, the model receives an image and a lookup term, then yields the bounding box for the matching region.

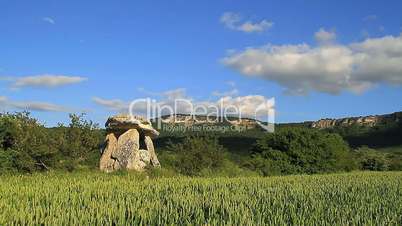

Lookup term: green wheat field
[1,172,401,225]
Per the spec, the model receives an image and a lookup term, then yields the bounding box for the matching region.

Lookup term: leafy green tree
[0,112,57,172]
[57,113,103,169]
[247,128,356,176]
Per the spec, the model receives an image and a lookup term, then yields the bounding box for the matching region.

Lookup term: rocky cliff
[311,111,402,129]
[154,114,260,129]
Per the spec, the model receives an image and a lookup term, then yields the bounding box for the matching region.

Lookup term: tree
[57,113,103,169]
[247,127,356,176]
[0,112,57,172]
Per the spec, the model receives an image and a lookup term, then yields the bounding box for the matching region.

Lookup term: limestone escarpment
[157,114,261,129]
[311,111,401,129]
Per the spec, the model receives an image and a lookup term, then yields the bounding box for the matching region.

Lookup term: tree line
[0,112,400,175]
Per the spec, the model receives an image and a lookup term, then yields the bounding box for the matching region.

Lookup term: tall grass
[0,172,401,225]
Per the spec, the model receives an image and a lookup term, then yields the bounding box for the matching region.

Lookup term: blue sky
[1,0,402,126]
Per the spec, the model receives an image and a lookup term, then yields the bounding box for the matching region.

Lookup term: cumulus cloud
[93,88,274,120]
[43,17,55,24]
[222,31,402,95]
[3,75,87,89]
[217,95,274,118]
[0,96,68,112]
[220,12,273,33]
[315,28,337,45]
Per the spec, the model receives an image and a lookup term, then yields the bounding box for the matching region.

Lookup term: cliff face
[155,114,260,129]
[311,112,401,129]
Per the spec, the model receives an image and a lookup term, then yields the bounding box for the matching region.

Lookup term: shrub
[167,136,226,176]
[247,128,356,176]
[354,146,390,171]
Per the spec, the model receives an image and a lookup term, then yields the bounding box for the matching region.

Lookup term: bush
[246,128,356,176]
[167,136,226,176]
[354,146,390,171]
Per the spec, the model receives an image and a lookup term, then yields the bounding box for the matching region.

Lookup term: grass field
[1,172,401,225]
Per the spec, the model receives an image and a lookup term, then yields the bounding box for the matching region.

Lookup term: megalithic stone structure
[100,114,161,172]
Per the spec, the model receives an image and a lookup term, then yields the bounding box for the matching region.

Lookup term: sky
[0,0,402,126]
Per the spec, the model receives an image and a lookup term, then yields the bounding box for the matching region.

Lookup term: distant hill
[151,111,402,132]
[151,112,402,150]
[311,111,402,129]
[152,114,264,130]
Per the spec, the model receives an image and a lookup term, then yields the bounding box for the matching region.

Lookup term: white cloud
[222,31,402,95]
[43,17,55,24]
[6,75,87,89]
[220,12,273,33]
[238,20,273,33]
[11,101,67,112]
[162,88,188,100]
[93,88,190,114]
[0,96,7,103]
[220,12,241,29]
[92,97,128,112]
[217,95,273,118]
[0,96,68,112]
[93,88,273,120]
[314,28,337,45]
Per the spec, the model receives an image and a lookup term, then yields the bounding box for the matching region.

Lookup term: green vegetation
[245,128,355,176]
[1,112,401,225]
[1,112,402,175]
[325,120,402,171]
[0,112,103,173]
[354,146,390,171]
[165,136,226,176]
[0,172,400,225]
[327,122,402,148]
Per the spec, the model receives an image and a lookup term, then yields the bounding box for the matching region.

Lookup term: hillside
[153,114,263,129]
[311,111,402,129]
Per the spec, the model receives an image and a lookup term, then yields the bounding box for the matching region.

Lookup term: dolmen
[100,114,161,172]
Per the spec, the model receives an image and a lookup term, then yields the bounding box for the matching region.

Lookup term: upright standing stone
[144,135,160,167]
[113,129,139,169]
[100,133,118,172]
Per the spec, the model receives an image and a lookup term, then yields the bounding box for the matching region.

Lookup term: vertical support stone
[144,135,161,167]
[113,129,140,169]
[100,133,118,172]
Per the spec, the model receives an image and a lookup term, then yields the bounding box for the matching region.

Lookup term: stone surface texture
[100,114,161,172]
